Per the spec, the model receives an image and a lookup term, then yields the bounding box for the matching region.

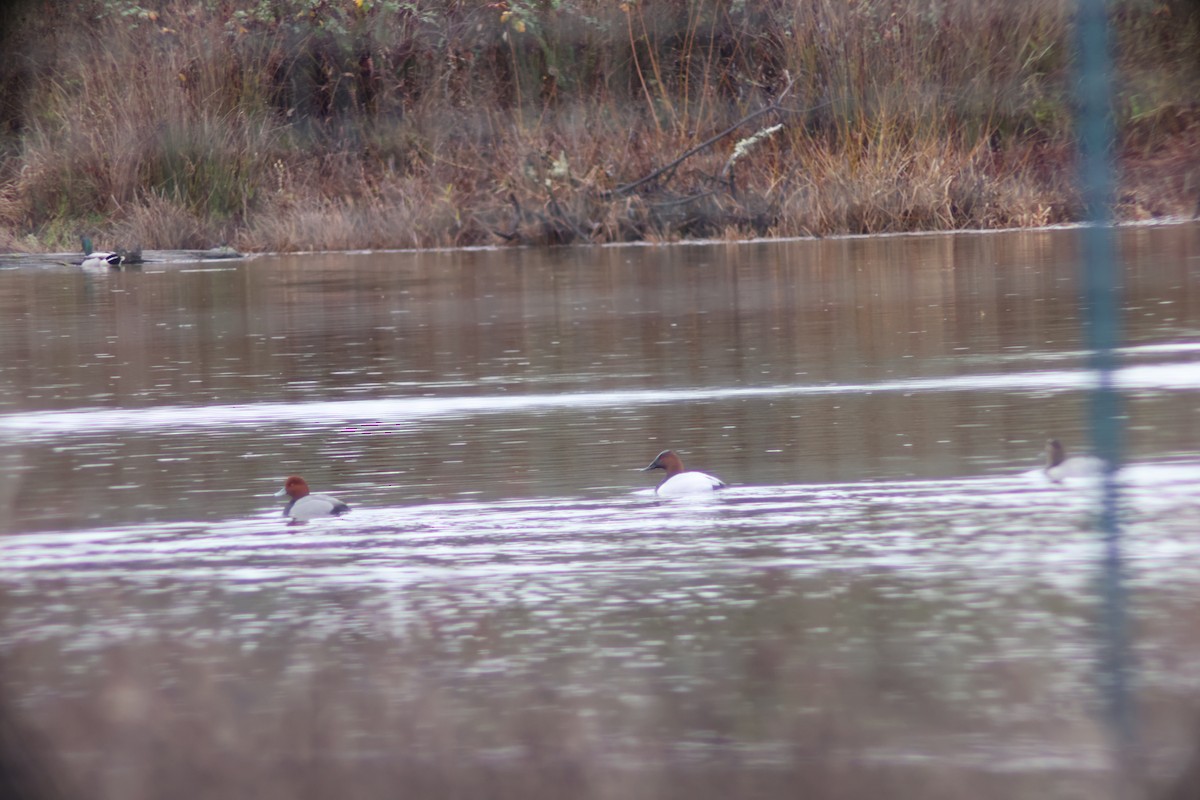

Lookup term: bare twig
[602,74,796,199]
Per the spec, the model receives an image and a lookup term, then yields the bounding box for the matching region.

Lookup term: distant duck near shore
[80,236,122,269]
[80,251,122,268]
[80,235,142,269]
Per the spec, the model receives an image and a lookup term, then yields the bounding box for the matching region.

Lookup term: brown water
[1,226,1200,798]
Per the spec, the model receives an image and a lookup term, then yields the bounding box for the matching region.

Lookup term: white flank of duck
[1043,438,1107,483]
[642,449,726,497]
[275,475,351,520]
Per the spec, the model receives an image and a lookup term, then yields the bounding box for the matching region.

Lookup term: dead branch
[602,73,795,199]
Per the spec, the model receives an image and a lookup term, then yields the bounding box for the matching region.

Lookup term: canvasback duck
[274,476,350,520]
[1044,439,1106,483]
[642,449,726,497]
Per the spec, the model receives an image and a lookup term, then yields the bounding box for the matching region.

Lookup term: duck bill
[642,461,661,472]
[273,487,288,497]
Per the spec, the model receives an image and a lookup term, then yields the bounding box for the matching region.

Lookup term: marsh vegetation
[0,0,1198,253]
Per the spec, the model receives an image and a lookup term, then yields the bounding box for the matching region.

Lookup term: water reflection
[1,224,1200,796]
[2,461,1199,793]
[1,227,1198,532]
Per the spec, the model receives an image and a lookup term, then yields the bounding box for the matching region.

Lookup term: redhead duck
[274,476,350,520]
[642,449,726,497]
[1044,439,1106,483]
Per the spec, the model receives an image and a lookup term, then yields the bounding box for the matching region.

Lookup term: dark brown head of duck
[643,449,685,477]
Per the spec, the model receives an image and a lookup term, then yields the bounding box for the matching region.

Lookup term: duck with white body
[642,449,726,497]
[1043,438,1107,483]
[274,475,351,520]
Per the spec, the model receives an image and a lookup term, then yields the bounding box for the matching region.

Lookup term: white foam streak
[1,359,1198,438]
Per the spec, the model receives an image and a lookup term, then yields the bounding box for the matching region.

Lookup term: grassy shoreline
[1,0,1198,254]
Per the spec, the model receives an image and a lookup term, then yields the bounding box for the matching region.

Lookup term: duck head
[275,476,311,500]
[643,449,685,477]
[1045,439,1066,469]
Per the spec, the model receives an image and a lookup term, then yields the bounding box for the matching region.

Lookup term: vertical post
[1077,0,1131,764]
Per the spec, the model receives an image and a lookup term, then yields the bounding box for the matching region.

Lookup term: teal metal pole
[1077,0,1131,751]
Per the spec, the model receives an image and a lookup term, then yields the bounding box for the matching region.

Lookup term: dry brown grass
[0,0,1198,252]
[770,133,1079,237]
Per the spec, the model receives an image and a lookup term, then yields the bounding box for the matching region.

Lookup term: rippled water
[2,225,1200,798]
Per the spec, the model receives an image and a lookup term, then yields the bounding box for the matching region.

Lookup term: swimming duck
[81,250,123,268]
[80,236,144,268]
[274,475,351,520]
[642,449,726,496]
[1044,439,1106,483]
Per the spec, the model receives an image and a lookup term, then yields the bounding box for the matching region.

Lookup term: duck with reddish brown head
[1043,439,1105,483]
[274,476,351,520]
[642,449,726,497]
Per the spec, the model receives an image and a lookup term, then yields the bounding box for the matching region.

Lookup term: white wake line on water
[1,360,1197,436]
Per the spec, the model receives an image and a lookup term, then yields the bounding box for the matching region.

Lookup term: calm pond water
[1,225,1200,798]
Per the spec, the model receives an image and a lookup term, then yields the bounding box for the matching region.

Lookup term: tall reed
[0,0,1196,251]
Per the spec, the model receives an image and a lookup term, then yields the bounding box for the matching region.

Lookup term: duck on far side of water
[275,475,351,520]
[642,449,726,497]
[79,235,142,269]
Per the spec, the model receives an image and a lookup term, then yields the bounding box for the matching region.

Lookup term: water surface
[2,225,1200,798]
